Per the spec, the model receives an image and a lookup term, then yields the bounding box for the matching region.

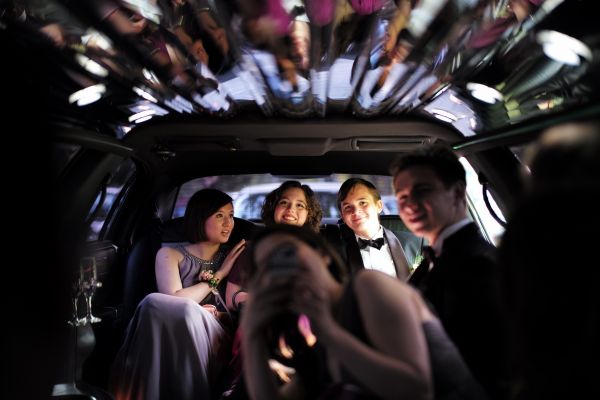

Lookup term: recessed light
[430,108,458,122]
[133,86,158,103]
[128,110,155,123]
[68,84,106,106]
[466,82,503,104]
[537,30,592,67]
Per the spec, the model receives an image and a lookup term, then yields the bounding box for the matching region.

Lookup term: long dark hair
[183,188,232,243]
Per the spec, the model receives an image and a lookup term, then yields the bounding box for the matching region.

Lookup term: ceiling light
[430,108,458,122]
[133,86,158,103]
[537,30,592,67]
[132,115,153,124]
[68,84,106,106]
[128,109,155,122]
[466,82,503,104]
[142,68,160,83]
[75,54,108,77]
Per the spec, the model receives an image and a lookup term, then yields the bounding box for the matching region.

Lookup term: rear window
[173,170,504,246]
[173,174,397,221]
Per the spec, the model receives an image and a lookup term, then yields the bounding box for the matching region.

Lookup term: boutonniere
[410,254,424,273]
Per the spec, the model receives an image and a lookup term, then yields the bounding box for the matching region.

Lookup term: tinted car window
[87,159,136,241]
[172,174,398,221]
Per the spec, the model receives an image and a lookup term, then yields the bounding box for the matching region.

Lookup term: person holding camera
[225,180,323,312]
[221,181,323,398]
[241,224,488,400]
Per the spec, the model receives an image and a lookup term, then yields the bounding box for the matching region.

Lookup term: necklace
[182,245,217,265]
[190,254,214,265]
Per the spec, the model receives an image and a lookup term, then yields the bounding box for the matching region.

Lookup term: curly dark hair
[261,181,323,232]
[183,188,233,243]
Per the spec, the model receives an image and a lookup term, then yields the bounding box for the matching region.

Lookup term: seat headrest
[161,217,262,244]
[379,215,410,232]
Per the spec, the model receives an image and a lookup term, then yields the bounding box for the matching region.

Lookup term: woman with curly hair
[226,180,323,310]
[221,181,323,397]
[260,180,323,233]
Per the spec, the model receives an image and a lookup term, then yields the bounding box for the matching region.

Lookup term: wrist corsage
[200,269,220,289]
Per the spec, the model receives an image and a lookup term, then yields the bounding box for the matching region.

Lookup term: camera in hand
[266,241,299,278]
[265,243,308,362]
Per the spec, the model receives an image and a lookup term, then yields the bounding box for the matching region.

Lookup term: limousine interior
[2,0,598,398]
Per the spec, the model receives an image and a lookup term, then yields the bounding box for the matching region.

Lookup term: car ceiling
[3,0,599,199]
[3,0,598,143]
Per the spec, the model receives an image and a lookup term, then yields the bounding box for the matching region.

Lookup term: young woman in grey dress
[110,188,246,400]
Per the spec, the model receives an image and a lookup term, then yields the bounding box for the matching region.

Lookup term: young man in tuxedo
[336,178,419,280]
[390,145,507,399]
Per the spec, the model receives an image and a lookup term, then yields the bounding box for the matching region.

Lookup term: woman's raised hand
[219,239,246,277]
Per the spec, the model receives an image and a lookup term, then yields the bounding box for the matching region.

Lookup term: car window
[460,158,505,245]
[52,143,81,181]
[172,174,398,221]
[86,159,136,241]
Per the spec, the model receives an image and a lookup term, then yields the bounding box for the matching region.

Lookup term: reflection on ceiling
[1,0,598,138]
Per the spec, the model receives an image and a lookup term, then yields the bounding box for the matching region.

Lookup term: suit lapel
[340,224,364,275]
[384,227,410,280]
[417,224,479,297]
[408,258,429,288]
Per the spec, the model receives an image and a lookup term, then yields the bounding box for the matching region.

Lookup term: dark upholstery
[379,214,410,233]
[380,215,425,266]
[122,215,418,327]
[122,218,162,327]
[121,217,261,327]
[320,223,345,259]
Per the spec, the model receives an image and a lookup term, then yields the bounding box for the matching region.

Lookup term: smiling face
[393,165,466,245]
[273,187,309,227]
[204,202,234,244]
[340,183,383,238]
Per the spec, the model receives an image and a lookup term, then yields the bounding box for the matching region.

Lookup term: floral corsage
[200,269,220,289]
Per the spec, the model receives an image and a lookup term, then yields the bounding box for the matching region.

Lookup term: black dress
[292,278,489,400]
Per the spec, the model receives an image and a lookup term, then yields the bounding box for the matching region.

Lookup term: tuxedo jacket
[409,223,507,399]
[339,224,412,280]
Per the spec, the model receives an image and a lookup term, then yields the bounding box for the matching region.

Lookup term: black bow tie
[422,246,437,264]
[358,237,385,250]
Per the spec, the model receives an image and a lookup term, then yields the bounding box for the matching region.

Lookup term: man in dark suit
[336,178,415,280]
[390,145,507,400]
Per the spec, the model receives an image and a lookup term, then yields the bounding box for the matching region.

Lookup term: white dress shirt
[355,226,397,278]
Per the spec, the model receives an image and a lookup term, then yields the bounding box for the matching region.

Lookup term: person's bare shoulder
[353,270,415,315]
[156,246,184,264]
